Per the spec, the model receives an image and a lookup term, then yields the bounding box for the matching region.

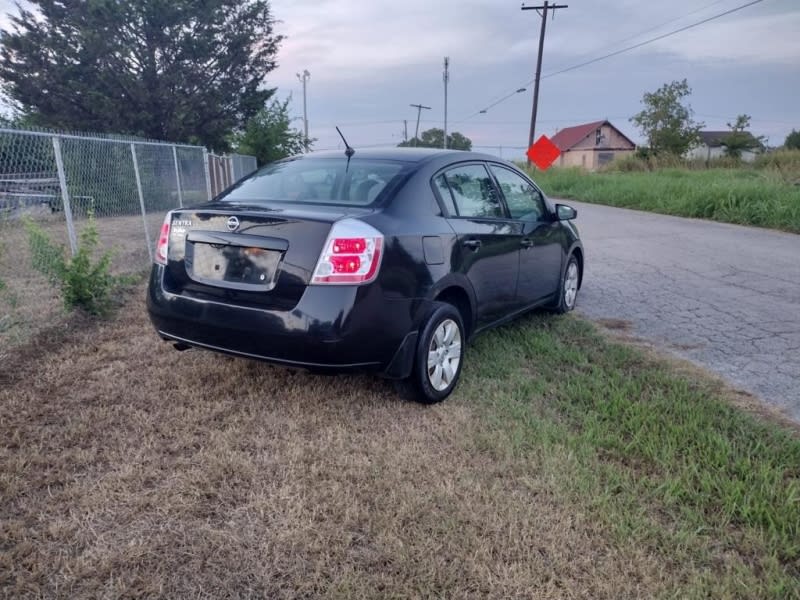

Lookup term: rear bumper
[146,265,427,376]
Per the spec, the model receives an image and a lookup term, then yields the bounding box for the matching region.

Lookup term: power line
[313,141,400,151]
[409,103,431,146]
[476,88,528,117]
[540,0,765,80]
[579,0,730,58]
[522,1,568,160]
[458,0,768,123]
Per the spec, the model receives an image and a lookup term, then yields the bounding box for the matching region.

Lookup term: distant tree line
[398,128,472,151]
[785,130,800,150]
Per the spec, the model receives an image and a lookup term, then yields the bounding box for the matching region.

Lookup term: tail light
[154,212,171,265]
[311,219,383,285]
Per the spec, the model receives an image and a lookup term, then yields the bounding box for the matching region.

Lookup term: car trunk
[162,204,369,311]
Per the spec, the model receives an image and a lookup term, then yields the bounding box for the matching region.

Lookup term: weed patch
[530,159,800,233]
[25,214,116,315]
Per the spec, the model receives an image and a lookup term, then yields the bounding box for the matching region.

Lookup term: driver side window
[489,165,546,221]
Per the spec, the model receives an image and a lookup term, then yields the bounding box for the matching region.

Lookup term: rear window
[220,157,408,206]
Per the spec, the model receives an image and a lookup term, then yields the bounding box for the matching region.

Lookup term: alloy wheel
[427,318,462,392]
[564,262,579,309]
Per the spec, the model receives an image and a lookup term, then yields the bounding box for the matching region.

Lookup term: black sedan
[147,148,583,403]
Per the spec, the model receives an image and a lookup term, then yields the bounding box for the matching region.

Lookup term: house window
[595,128,604,146]
[598,152,614,167]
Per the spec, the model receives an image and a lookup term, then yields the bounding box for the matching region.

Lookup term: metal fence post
[202,149,213,201]
[171,145,184,208]
[130,143,153,261]
[208,154,215,197]
[51,136,78,256]
[215,156,223,195]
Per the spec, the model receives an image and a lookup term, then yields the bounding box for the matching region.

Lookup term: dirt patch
[1,286,673,598]
[595,318,633,331]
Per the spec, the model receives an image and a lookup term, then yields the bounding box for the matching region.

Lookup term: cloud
[270,0,522,85]
[648,11,800,65]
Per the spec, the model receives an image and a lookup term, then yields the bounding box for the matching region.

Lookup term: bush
[754,149,800,184]
[681,156,742,170]
[603,155,649,172]
[25,214,115,315]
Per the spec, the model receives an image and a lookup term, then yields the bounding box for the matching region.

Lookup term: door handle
[520,238,534,248]
[462,239,482,251]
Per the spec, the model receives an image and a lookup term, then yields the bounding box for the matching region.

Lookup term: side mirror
[556,204,577,221]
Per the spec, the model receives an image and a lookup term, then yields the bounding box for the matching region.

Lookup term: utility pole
[296,69,311,152]
[409,103,431,147]
[403,120,408,143]
[443,57,450,149]
[522,1,568,163]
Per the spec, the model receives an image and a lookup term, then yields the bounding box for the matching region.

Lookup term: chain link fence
[208,152,257,197]
[0,127,257,352]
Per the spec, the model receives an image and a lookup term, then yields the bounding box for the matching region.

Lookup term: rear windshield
[220,157,409,206]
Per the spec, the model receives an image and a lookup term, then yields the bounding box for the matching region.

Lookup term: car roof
[293,147,509,165]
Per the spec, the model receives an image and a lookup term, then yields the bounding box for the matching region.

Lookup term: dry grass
[0,285,676,599]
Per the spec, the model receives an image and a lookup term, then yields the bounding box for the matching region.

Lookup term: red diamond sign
[527,135,561,170]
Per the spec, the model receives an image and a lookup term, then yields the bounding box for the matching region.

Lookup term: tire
[551,255,580,314]
[396,303,465,404]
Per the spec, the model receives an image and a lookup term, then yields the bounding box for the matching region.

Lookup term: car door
[488,164,562,305]
[433,163,521,327]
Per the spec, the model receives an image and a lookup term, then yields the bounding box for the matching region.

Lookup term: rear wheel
[396,303,465,404]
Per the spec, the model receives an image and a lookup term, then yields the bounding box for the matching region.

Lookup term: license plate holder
[186,242,281,291]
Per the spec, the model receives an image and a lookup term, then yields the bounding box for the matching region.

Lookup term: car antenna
[336,126,355,172]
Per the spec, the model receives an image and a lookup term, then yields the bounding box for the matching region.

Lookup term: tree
[630,79,703,156]
[785,129,800,150]
[232,97,309,165]
[722,114,764,159]
[0,0,282,151]
[399,128,472,151]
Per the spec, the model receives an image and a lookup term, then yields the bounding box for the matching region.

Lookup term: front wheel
[396,303,465,404]
[551,255,580,314]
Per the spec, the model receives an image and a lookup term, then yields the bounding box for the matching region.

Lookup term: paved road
[568,201,800,419]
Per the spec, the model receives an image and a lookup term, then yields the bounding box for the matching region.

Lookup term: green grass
[463,314,800,599]
[528,165,800,233]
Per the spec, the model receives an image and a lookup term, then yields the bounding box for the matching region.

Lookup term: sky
[1,0,798,159]
[266,0,800,158]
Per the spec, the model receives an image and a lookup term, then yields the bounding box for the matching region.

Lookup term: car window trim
[430,161,512,221]
[486,162,551,223]
[431,172,459,217]
[490,161,557,220]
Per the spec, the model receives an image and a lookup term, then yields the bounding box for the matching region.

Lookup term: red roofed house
[550,120,636,170]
